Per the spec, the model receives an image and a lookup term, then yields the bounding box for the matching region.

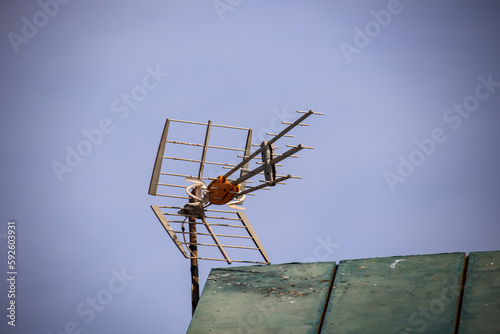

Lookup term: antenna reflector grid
[151,205,270,264]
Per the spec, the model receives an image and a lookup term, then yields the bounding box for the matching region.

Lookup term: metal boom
[222,110,322,183]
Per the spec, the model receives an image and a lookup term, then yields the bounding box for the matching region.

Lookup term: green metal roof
[458,251,500,333]
[187,251,500,333]
[187,262,335,333]
[322,252,464,333]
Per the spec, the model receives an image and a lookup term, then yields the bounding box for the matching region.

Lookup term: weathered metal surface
[458,251,500,333]
[187,262,336,334]
[322,253,465,333]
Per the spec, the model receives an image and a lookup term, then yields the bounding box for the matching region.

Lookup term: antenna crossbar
[195,222,246,228]
[204,215,241,221]
[163,219,248,228]
[163,156,238,168]
[155,194,190,200]
[169,118,251,131]
[186,257,268,264]
[179,242,259,251]
[157,183,186,188]
[166,140,245,152]
[174,231,253,239]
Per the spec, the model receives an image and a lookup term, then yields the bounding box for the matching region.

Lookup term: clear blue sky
[1,1,499,333]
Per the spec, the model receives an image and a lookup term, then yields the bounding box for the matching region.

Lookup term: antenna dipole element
[222,110,319,180]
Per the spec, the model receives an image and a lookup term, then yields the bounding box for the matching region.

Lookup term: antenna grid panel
[151,205,270,264]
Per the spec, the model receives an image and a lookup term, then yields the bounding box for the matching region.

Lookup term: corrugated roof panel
[187,262,335,334]
[321,253,465,333]
[458,251,500,333]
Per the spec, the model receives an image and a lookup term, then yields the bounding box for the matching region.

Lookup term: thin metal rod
[187,256,269,264]
[266,110,315,146]
[238,212,270,264]
[255,161,284,166]
[258,180,287,185]
[282,121,309,126]
[158,183,185,188]
[163,156,237,168]
[173,231,252,239]
[166,140,245,152]
[222,145,263,180]
[163,212,191,217]
[286,144,313,149]
[165,220,246,228]
[296,109,324,115]
[201,217,231,264]
[204,215,241,221]
[149,119,170,195]
[180,242,218,247]
[205,208,242,213]
[276,174,302,179]
[252,144,280,149]
[211,123,251,131]
[151,205,189,258]
[179,241,259,251]
[162,217,250,227]
[155,194,190,200]
[214,234,252,239]
[169,119,208,126]
[167,220,205,224]
[203,223,247,228]
[158,205,184,209]
[237,174,293,197]
[233,144,304,185]
[169,118,251,131]
[267,133,294,137]
[159,172,191,178]
[222,245,259,250]
[198,120,212,179]
[160,172,216,182]
[223,110,316,180]
[238,128,253,192]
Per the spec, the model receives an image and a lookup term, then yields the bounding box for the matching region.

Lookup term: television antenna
[148,109,322,314]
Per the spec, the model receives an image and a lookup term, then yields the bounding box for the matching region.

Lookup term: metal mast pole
[189,186,200,315]
[190,120,211,315]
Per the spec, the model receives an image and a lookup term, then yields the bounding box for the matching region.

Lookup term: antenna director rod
[237,174,294,197]
[223,110,315,179]
[267,110,315,146]
[222,142,262,180]
[233,144,304,185]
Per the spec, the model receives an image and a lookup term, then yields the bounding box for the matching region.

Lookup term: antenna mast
[147,110,322,315]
